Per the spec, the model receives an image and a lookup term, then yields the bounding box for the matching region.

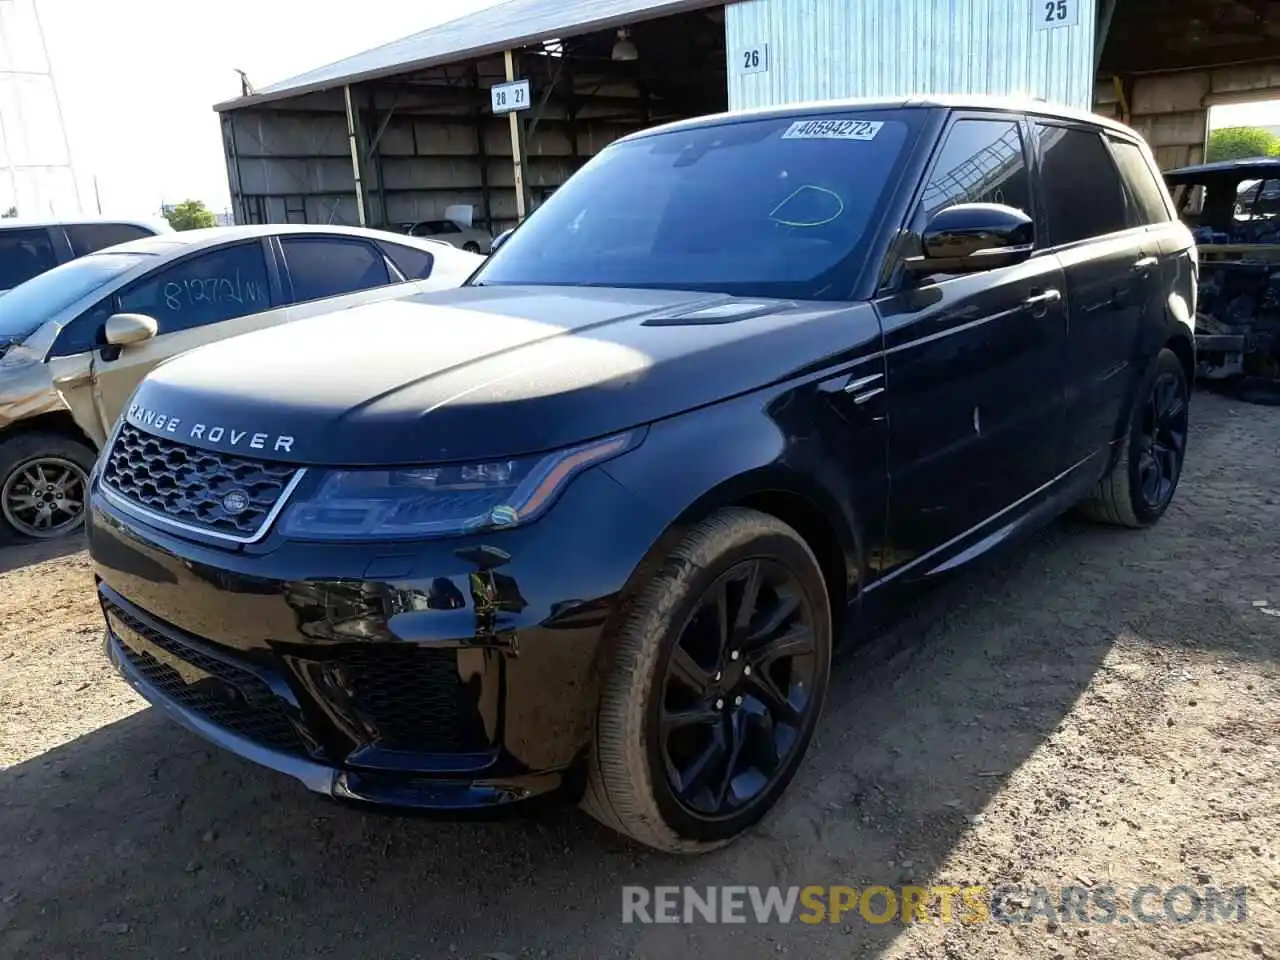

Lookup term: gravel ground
[0,390,1277,960]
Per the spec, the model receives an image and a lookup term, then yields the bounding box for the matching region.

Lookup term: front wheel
[582,508,832,853]
[0,433,97,541]
[1077,347,1190,528]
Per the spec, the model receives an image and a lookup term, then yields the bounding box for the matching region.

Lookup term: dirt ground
[0,390,1277,960]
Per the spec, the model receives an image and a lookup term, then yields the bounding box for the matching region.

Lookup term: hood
[124,285,878,465]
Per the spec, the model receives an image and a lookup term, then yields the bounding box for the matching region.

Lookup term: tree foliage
[164,199,216,231]
[1206,126,1280,164]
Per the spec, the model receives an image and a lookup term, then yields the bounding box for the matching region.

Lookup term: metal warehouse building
[213,0,1280,233]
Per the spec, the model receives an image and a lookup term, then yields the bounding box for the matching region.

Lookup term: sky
[37,0,501,218]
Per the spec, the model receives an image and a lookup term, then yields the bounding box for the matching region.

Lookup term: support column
[504,49,531,222]
[344,83,368,226]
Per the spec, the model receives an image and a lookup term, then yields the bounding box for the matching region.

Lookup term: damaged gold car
[0,224,484,540]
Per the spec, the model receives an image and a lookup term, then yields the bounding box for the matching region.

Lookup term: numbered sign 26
[1033,0,1079,29]
[739,43,769,75]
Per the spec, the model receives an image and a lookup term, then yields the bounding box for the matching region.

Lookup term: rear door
[875,113,1068,578]
[277,235,397,304]
[1033,122,1155,470]
[89,240,286,429]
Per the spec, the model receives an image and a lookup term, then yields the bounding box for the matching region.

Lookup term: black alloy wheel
[583,508,831,853]
[1077,348,1190,529]
[657,558,819,820]
[1136,366,1189,512]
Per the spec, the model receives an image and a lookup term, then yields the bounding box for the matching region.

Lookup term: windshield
[0,252,149,343]
[472,110,917,300]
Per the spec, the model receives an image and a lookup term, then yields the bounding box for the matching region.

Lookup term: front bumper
[90,466,667,811]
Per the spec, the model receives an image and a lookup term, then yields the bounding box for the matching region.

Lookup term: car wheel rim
[1,456,88,538]
[1137,370,1188,510]
[658,558,818,821]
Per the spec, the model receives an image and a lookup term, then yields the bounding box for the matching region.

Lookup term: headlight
[278,430,643,541]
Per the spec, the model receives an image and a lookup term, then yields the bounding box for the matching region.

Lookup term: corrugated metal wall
[222,85,639,232]
[726,0,1097,111]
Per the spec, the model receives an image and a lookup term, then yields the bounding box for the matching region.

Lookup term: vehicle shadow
[0,516,1124,960]
[0,533,85,576]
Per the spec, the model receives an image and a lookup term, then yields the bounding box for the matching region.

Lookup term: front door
[874,114,1068,579]
[89,240,284,433]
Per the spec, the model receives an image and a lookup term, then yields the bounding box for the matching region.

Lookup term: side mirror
[906,203,1034,275]
[490,228,514,253]
[104,313,158,347]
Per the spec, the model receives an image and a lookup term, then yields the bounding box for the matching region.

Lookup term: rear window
[0,227,58,289]
[472,111,918,300]
[1035,124,1130,245]
[66,222,154,256]
[1108,138,1171,225]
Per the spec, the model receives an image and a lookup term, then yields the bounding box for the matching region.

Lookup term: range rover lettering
[87,97,1196,853]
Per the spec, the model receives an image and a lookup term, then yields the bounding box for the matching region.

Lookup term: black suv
[87,97,1195,853]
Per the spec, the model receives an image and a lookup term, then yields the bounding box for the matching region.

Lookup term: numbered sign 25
[1033,0,1079,29]
[739,43,768,75]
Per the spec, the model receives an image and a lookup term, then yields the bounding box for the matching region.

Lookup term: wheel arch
[0,410,98,451]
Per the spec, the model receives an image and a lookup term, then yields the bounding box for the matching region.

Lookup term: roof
[618,94,1142,143]
[0,216,172,234]
[98,224,461,257]
[214,0,725,112]
[1165,156,1280,179]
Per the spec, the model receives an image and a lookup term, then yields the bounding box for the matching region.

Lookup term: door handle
[1131,256,1158,273]
[1022,288,1061,316]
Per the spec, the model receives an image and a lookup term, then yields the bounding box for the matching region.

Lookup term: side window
[50,298,114,358]
[1108,139,1172,225]
[118,242,272,334]
[435,221,462,234]
[0,228,59,289]
[918,119,1032,223]
[65,223,152,257]
[377,241,434,280]
[1035,124,1129,244]
[280,237,391,303]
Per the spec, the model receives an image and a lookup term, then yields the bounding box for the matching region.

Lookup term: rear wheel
[583,508,831,853]
[0,433,96,542]
[1078,348,1189,528]
[462,241,481,253]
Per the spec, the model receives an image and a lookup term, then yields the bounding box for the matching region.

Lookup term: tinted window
[378,241,434,280]
[1108,139,1171,225]
[66,222,153,257]
[1036,124,1129,244]
[918,119,1032,222]
[474,111,918,300]
[118,242,272,334]
[281,237,391,302]
[0,228,58,289]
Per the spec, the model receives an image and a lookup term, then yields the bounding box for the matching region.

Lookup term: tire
[0,432,97,542]
[582,507,832,853]
[462,241,481,253]
[1077,348,1190,529]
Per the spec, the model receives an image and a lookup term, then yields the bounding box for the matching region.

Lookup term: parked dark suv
[87,97,1195,853]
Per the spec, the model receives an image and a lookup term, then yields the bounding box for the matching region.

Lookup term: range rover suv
[87,97,1195,853]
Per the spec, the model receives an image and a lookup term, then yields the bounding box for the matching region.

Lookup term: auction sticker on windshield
[782,119,883,141]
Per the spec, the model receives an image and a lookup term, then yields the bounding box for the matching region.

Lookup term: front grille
[106,600,306,756]
[102,423,297,539]
[340,647,478,752]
